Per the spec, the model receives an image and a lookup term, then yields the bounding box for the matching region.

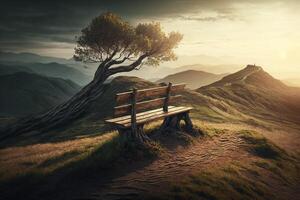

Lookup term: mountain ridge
[157,70,227,89]
[0,62,92,85]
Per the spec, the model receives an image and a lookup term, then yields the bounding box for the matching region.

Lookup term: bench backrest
[114,83,185,117]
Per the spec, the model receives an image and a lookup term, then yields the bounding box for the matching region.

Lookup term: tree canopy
[74,12,183,78]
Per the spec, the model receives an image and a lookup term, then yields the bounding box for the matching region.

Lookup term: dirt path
[71,132,252,200]
[241,66,261,82]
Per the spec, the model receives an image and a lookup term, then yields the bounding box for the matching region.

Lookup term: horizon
[1,50,298,81]
[1,0,300,79]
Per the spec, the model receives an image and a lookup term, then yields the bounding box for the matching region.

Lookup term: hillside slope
[0,64,34,76]
[0,72,80,117]
[157,70,226,89]
[198,65,300,126]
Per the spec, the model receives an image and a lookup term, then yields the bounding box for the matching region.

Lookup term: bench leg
[118,124,150,144]
[160,112,193,132]
[183,112,193,131]
[160,114,182,131]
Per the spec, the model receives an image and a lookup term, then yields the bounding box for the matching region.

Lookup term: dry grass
[148,129,300,200]
[0,131,118,181]
[1,119,299,200]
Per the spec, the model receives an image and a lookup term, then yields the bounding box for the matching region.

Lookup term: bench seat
[105,106,192,128]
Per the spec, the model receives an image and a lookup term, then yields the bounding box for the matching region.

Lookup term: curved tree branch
[107,54,148,75]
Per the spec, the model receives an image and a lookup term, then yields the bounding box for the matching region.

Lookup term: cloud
[0,0,297,53]
[179,14,239,22]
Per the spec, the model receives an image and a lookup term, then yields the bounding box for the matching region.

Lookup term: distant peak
[245,64,263,71]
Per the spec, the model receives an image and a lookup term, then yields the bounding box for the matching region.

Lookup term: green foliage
[74,12,182,68]
[136,22,182,65]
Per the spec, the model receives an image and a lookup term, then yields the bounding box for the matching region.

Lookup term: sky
[0,0,299,79]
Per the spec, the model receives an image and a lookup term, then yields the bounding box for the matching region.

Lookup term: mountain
[0,51,72,64]
[0,51,95,80]
[157,70,227,89]
[197,65,300,125]
[0,72,80,117]
[24,62,92,85]
[0,62,92,85]
[174,64,242,74]
[125,63,241,80]
[0,63,33,76]
[0,51,242,82]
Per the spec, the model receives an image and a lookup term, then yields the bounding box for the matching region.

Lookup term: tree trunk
[0,72,109,140]
[0,54,150,141]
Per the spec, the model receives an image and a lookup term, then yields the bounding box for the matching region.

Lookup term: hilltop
[198,65,300,127]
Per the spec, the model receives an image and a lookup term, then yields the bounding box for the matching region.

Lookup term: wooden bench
[105,83,193,142]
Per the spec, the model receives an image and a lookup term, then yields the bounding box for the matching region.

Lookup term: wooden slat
[114,95,182,117]
[106,106,180,124]
[116,83,185,105]
[106,106,175,123]
[116,106,187,125]
[129,106,192,127]
[109,106,193,128]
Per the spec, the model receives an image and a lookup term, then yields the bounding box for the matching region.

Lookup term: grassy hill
[0,73,299,200]
[0,72,80,117]
[0,76,241,145]
[198,65,300,127]
[157,70,226,89]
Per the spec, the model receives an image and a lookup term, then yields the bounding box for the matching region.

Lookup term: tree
[0,12,182,140]
[74,12,182,83]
